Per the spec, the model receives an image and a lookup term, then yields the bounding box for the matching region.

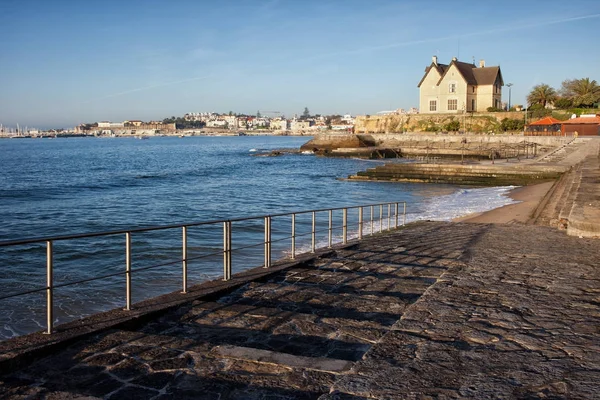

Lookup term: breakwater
[348,163,565,186]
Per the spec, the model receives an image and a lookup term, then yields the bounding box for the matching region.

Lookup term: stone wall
[355,112,527,134]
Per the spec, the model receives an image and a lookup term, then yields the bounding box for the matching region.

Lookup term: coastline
[453,181,555,224]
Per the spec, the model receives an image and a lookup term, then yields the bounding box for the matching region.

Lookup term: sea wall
[302,133,569,150]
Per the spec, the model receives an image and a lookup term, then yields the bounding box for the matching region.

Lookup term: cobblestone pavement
[1,222,599,399]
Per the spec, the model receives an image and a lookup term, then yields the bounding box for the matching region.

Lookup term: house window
[472,86,476,93]
[429,100,437,112]
[449,83,456,93]
[471,99,476,111]
[448,99,458,111]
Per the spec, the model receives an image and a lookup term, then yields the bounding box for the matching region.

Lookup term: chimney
[452,57,457,62]
[479,59,485,68]
[432,55,437,65]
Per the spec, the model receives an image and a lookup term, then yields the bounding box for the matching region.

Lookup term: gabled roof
[419,58,503,88]
[528,117,562,126]
[417,62,448,87]
[561,116,600,124]
[473,66,503,86]
[449,61,478,85]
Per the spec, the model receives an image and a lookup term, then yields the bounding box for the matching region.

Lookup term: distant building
[97,121,125,128]
[124,120,144,127]
[331,124,354,131]
[290,120,313,131]
[270,119,288,130]
[418,56,504,113]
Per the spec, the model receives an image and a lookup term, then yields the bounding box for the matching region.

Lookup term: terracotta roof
[561,116,600,124]
[528,117,562,126]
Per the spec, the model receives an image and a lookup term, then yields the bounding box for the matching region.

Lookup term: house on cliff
[418,56,504,114]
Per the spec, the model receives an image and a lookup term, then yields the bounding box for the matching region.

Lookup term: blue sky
[1,0,600,128]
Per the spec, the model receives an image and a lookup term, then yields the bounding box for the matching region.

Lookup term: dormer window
[449,83,456,93]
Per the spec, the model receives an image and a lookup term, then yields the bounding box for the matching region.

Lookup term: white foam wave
[410,186,518,222]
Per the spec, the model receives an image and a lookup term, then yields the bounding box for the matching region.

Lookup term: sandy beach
[453,181,555,224]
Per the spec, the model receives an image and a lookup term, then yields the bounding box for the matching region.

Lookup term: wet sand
[453,181,555,224]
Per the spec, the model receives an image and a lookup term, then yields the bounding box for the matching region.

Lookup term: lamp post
[506,83,513,110]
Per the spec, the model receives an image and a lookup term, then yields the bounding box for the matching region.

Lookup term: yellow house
[418,56,503,114]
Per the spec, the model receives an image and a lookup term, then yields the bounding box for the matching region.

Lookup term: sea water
[0,136,517,339]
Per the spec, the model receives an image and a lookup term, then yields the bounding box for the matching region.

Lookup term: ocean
[0,135,517,339]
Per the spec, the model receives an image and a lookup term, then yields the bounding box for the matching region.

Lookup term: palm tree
[527,84,557,108]
[561,78,600,107]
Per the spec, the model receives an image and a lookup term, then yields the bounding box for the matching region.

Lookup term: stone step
[213,344,353,374]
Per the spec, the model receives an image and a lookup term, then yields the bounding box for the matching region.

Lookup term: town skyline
[1,0,600,128]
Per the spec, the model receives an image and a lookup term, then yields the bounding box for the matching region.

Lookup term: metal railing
[0,201,406,335]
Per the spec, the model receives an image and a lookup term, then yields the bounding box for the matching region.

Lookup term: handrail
[0,201,403,247]
[0,201,407,336]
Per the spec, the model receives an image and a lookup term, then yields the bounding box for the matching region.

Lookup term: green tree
[302,107,310,119]
[553,98,573,109]
[527,84,557,108]
[257,110,262,118]
[560,78,600,108]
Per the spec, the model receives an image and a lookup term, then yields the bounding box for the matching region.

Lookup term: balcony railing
[0,201,407,336]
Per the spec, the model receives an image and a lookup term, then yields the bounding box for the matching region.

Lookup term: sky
[1,0,600,128]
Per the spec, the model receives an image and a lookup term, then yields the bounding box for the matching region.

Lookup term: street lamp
[506,83,513,110]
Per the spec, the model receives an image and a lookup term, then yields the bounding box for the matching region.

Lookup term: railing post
[387,204,391,231]
[223,221,231,280]
[45,240,53,335]
[264,216,271,268]
[395,203,399,229]
[291,213,296,259]
[379,205,383,233]
[311,211,316,253]
[343,208,348,244]
[328,210,333,248]
[125,232,132,310]
[227,221,232,278]
[358,207,363,240]
[403,202,407,226]
[370,205,374,235]
[182,226,188,293]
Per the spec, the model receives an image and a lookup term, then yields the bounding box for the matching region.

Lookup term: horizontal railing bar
[51,270,127,290]
[0,287,48,301]
[229,241,266,253]
[267,236,293,245]
[0,201,405,247]
[185,250,223,262]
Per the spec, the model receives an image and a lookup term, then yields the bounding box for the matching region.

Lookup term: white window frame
[429,100,437,112]
[448,99,458,111]
[449,82,456,93]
